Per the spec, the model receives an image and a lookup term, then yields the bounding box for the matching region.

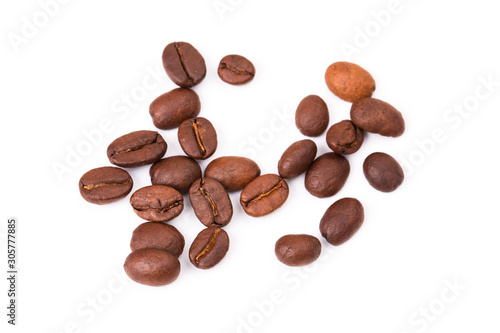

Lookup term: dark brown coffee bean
[107,130,167,167]
[363,152,404,192]
[320,198,364,246]
[162,41,206,88]
[79,167,133,205]
[325,62,376,102]
[218,55,255,85]
[240,174,289,217]
[204,156,260,192]
[275,234,321,267]
[178,117,217,160]
[150,156,202,194]
[305,153,350,198]
[130,222,185,257]
[149,88,201,130]
[130,185,183,222]
[350,98,405,137]
[326,120,364,155]
[189,227,229,269]
[124,248,180,286]
[295,95,329,137]
[189,178,233,227]
[278,139,317,179]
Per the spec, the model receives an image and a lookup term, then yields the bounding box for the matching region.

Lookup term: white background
[1,0,500,332]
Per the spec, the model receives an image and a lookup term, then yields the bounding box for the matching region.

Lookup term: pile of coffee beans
[79,42,406,287]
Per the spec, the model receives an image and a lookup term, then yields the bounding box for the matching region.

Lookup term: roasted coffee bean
[130,185,183,222]
[130,222,185,257]
[189,227,229,269]
[325,62,375,102]
[295,95,329,137]
[275,234,321,267]
[149,88,201,130]
[350,98,405,137]
[178,117,217,160]
[320,198,364,246]
[162,41,206,88]
[79,167,133,205]
[124,248,180,286]
[217,55,255,85]
[204,156,260,192]
[150,156,202,193]
[363,152,404,192]
[278,139,317,179]
[305,152,350,198]
[240,174,289,217]
[326,120,364,155]
[189,178,233,227]
[107,130,167,167]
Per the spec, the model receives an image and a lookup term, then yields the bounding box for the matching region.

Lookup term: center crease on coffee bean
[244,181,284,206]
[198,180,218,219]
[82,179,132,191]
[195,228,221,263]
[174,42,193,85]
[135,200,182,213]
[220,63,255,77]
[192,119,207,156]
[111,134,159,156]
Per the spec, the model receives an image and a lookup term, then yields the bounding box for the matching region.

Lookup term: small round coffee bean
[124,248,180,286]
[325,62,376,102]
[130,222,185,257]
[320,198,364,246]
[275,234,321,267]
[350,98,405,137]
[149,88,201,130]
[363,152,404,192]
[218,55,255,85]
[295,95,329,137]
[240,174,289,217]
[204,156,261,192]
[326,120,364,155]
[305,152,350,198]
[178,117,217,160]
[189,227,230,269]
[162,41,206,88]
[189,178,233,227]
[107,130,167,167]
[150,156,202,194]
[130,185,183,222]
[79,166,133,205]
[278,139,317,179]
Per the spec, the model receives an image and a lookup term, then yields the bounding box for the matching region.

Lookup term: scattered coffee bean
[324,62,375,102]
[189,227,230,269]
[218,55,255,85]
[162,41,206,88]
[130,185,184,222]
[240,174,289,217]
[363,152,404,192]
[295,95,329,137]
[320,198,364,246]
[107,130,167,168]
[305,152,350,198]
[278,139,317,179]
[326,120,364,155]
[149,88,201,130]
[79,166,133,205]
[350,98,405,137]
[130,222,185,257]
[150,156,202,193]
[124,248,180,286]
[204,156,261,192]
[178,117,217,160]
[275,234,321,267]
[189,178,233,227]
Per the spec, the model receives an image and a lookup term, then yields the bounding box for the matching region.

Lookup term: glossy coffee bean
[150,156,202,194]
[218,55,255,85]
[130,185,183,222]
[295,95,329,137]
[277,139,317,179]
[324,62,376,102]
[189,227,229,269]
[240,174,289,217]
[124,248,180,286]
[350,98,405,137]
[204,156,260,192]
[320,198,364,246]
[107,130,167,167]
[162,41,206,88]
[130,222,185,257]
[305,153,350,198]
[178,117,217,160]
[363,152,404,192]
[275,234,321,267]
[79,166,133,205]
[189,178,233,227]
[326,120,364,155]
[149,88,201,130]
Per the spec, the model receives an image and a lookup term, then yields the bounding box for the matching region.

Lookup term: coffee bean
[162,41,206,88]
[278,139,317,179]
[149,88,201,130]
[325,62,375,102]
[218,55,255,85]
[350,98,405,137]
[130,185,184,222]
[189,227,229,269]
[305,152,350,198]
[178,117,217,160]
[363,152,404,192]
[320,198,364,246]
[150,156,202,194]
[189,178,233,227]
[107,130,167,168]
[204,156,261,192]
[124,248,180,286]
[295,95,329,137]
[275,234,321,267]
[130,222,185,257]
[79,167,133,205]
[326,120,364,155]
[240,174,289,217]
